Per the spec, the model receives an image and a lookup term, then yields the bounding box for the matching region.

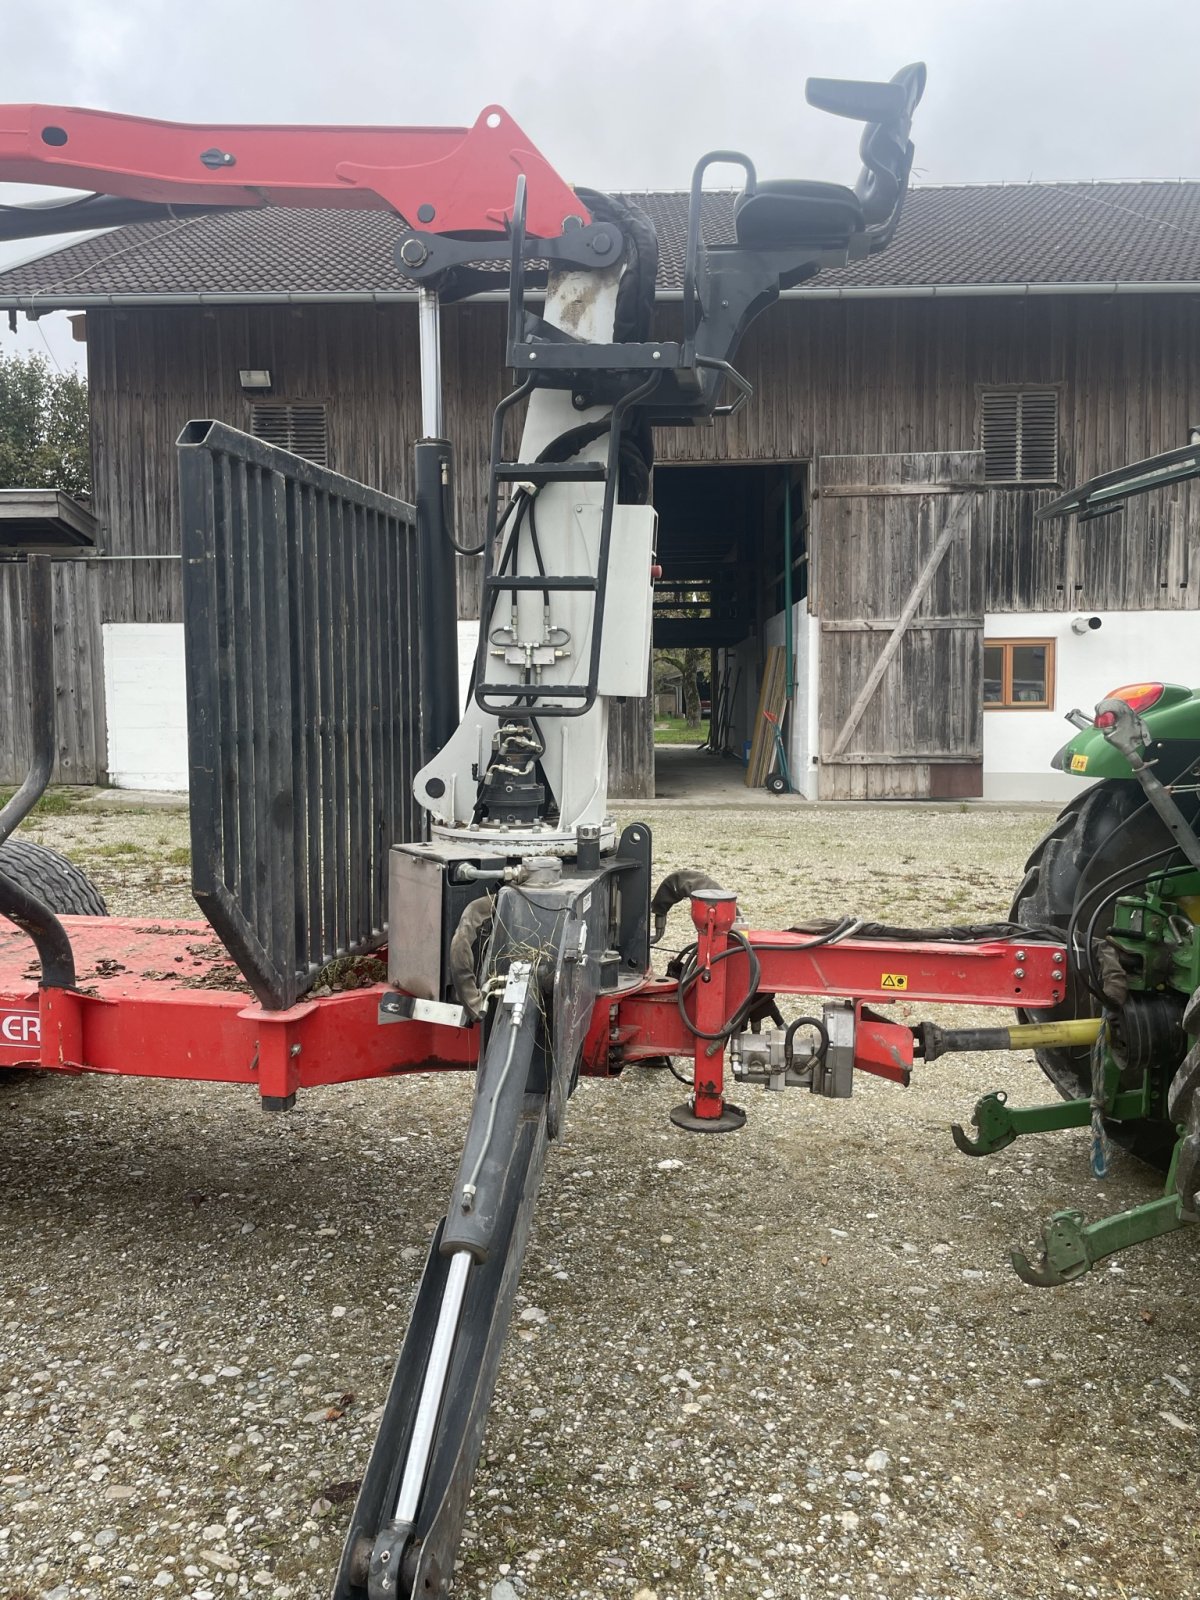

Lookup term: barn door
[813,451,985,800]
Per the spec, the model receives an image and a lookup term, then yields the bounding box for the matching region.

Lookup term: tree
[0,351,90,498]
[657,647,705,728]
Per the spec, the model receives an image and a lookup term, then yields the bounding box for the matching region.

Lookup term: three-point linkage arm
[0,102,589,240]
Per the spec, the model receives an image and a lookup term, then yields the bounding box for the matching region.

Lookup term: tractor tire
[1011,776,1199,1168]
[1167,986,1200,1206]
[0,838,108,917]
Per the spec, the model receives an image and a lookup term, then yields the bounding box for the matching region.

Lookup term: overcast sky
[3,0,1199,373]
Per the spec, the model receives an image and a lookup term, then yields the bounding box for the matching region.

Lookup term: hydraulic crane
[6,67,1181,1598]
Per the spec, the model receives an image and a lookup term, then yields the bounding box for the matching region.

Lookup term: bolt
[528,351,538,361]
[1015,949,1027,960]
[290,1043,301,1057]
[1013,967,1025,978]
[652,349,662,360]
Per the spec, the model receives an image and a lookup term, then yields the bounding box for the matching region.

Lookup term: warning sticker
[880,973,908,991]
[1070,753,1089,773]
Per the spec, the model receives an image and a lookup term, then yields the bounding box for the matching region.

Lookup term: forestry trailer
[0,66,1197,1597]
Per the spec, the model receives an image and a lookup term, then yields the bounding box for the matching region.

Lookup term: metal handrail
[682,150,756,350]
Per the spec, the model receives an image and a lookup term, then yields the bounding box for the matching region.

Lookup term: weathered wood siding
[86,302,511,627]
[87,294,1200,632]
[814,452,985,801]
[653,294,1200,612]
[0,557,105,784]
[6,289,1196,784]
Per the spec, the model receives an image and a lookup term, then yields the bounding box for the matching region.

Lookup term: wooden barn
[1,180,1198,800]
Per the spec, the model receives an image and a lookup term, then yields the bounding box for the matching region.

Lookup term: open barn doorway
[651,461,810,799]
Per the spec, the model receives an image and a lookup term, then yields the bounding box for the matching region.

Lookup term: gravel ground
[2,799,1199,1600]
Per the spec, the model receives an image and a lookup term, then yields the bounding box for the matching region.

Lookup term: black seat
[733,179,864,248]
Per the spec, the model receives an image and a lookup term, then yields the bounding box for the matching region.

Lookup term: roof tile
[1,182,1199,303]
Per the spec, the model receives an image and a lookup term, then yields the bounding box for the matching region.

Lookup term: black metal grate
[178,419,422,1009]
[250,401,329,466]
[980,388,1059,483]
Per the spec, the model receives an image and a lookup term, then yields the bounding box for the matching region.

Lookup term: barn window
[250,402,328,466]
[979,388,1059,483]
[983,638,1055,709]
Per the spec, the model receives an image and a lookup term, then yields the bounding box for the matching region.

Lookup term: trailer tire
[1012,777,1193,1168]
[0,838,108,917]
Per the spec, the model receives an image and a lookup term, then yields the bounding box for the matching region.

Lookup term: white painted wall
[982,610,1199,802]
[102,612,1189,804]
[457,621,478,712]
[103,623,189,791]
[763,602,820,797]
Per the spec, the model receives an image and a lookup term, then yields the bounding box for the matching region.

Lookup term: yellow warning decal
[880,972,908,990]
[1070,753,1089,773]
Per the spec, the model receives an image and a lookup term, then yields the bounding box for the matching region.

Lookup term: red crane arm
[0,102,590,236]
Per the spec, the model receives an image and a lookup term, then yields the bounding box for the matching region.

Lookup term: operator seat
[733,180,863,248]
[733,62,925,251]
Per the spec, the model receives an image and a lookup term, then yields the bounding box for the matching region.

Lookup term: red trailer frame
[0,903,1066,1117]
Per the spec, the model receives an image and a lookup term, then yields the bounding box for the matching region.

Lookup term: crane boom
[0,102,589,238]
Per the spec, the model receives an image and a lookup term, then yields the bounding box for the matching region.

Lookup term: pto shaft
[918,1016,1102,1062]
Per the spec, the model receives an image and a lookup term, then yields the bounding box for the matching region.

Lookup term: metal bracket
[396,217,624,302]
[378,993,470,1029]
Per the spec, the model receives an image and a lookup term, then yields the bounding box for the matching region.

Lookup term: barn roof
[2,181,1200,308]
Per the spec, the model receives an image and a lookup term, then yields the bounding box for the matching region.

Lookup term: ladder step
[476,682,591,700]
[508,339,684,373]
[493,462,607,484]
[484,575,597,592]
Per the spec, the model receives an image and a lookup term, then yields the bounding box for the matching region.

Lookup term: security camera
[1071,616,1102,635]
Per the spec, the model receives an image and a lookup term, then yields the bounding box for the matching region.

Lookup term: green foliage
[0,350,90,497]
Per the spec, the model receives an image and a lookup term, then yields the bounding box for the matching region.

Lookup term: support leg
[670,889,745,1133]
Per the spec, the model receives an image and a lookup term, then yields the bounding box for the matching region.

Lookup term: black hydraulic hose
[526,495,550,607]
[784,1015,829,1068]
[675,931,762,1045]
[649,869,725,944]
[1065,839,1182,1004]
[1079,846,1184,1004]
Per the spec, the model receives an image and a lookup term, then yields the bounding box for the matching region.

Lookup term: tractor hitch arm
[1011,1193,1191,1287]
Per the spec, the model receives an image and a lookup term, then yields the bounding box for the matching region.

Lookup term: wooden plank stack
[745,644,788,788]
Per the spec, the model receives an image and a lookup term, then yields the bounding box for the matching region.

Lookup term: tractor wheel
[1167,987,1200,1205]
[1011,777,1198,1168]
[0,838,108,917]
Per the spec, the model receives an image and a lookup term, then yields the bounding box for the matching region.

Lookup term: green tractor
[957,438,1200,1284]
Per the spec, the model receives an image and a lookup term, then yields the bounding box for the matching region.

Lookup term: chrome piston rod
[392,1249,472,1528]
[369,1248,472,1595]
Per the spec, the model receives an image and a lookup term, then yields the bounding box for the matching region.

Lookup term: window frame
[975,383,1062,487]
[983,636,1056,711]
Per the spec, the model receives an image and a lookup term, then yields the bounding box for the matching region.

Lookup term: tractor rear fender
[1052,683,1200,781]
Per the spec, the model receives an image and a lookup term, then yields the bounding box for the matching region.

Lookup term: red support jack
[669,890,748,1133]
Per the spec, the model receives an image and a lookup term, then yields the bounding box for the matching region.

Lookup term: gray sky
[3,0,1198,373]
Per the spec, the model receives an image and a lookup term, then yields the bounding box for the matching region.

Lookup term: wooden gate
[813,452,985,800]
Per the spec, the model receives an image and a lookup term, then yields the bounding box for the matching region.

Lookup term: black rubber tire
[1011,776,1196,1167]
[766,774,789,796]
[0,838,108,917]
